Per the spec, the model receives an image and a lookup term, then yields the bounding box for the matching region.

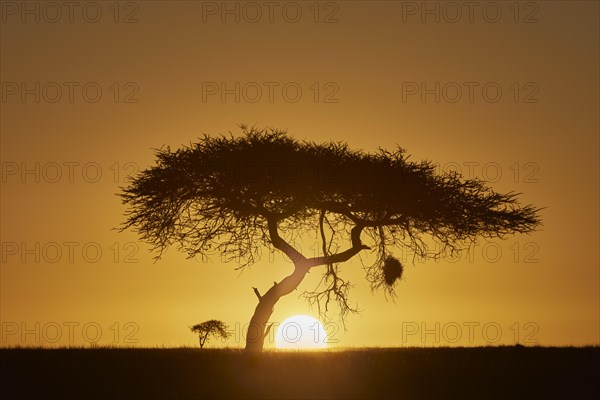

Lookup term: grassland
[1,346,598,399]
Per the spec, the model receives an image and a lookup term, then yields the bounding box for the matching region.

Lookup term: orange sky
[1,1,598,348]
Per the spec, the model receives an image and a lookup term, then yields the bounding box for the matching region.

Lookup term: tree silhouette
[120,125,541,352]
[190,320,230,348]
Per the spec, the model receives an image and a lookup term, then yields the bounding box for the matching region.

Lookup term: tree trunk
[245,263,310,352]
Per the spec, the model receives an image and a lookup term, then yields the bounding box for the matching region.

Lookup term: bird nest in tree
[383,256,404,286]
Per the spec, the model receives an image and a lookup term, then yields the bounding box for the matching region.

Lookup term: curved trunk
[245,263,310,352]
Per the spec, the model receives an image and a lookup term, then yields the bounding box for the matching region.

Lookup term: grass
[1,346,598,399]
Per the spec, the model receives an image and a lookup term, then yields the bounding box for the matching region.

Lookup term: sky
[1,1,598,349]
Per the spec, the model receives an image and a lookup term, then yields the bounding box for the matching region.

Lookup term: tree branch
[267,216,306,264]
[305,224,369,268]
[319,209,328,260]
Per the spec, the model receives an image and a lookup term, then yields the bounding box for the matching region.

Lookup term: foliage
[190,320,230,348]
[121,125,541,320]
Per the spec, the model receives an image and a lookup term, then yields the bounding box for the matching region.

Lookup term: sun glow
[274,315,328,349]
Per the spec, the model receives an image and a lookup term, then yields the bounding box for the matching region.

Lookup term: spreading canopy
[190,320,229,348]
[120,125,541,317]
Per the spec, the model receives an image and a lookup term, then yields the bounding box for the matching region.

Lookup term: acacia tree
[120,125,541,352]
[190,320,230,348]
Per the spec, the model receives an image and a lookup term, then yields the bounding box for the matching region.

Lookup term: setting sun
[275,315,328,350]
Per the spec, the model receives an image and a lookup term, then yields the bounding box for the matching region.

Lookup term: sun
[274,315,328,349]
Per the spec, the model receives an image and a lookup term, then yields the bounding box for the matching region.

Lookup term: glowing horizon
[1,1,598,350]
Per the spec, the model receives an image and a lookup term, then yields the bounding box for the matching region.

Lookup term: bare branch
[266,216,306,264]
[305,224,370,268]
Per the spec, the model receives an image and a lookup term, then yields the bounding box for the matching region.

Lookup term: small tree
[121,125,542,352]
[190,320,230,348]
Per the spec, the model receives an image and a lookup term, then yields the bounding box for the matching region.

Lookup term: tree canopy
[121,125,541,322]
[190,320,230,348]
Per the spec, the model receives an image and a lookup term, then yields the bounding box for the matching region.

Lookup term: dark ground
[1,346,598,399]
